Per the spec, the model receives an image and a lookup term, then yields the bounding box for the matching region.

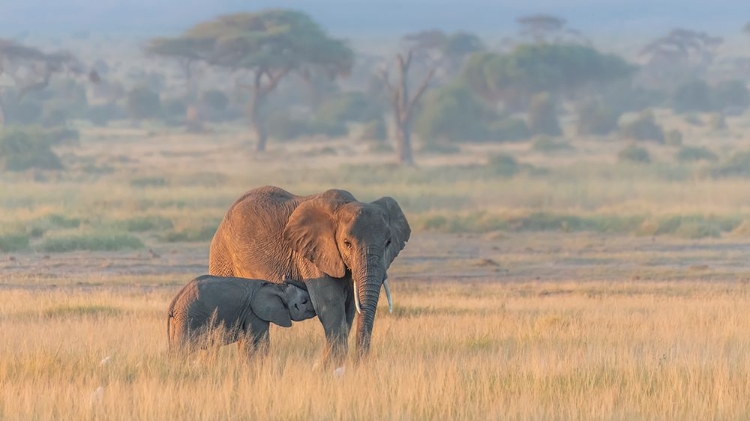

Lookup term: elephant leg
[238,323,270,360]
[307,276,350,367]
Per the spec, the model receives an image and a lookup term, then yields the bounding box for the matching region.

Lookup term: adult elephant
[208,186,410,365]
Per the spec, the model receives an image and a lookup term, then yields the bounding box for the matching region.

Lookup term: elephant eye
[385,239,392,248]
[343,240,352,249]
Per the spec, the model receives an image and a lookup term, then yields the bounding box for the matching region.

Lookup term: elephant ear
[252,284,292,328]
[371,197,411,270]
[283,199,346,278]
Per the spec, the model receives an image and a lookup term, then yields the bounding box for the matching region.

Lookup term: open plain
[2,121,750,421]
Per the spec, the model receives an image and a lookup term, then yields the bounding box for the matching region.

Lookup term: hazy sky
[0,0,747,38]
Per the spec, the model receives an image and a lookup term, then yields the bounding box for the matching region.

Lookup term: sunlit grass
[1,281,749,421]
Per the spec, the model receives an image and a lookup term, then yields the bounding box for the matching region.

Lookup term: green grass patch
[39,232,144,252]
[0,232,30,252]
[413,211,742,238]
[158,225,217,243]
[116,215,174,232]
[42,305,121,319]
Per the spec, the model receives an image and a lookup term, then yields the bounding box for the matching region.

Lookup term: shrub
[487,118,531,142]
[87,103,123,127]
[665,130,683,146]
[316,92,382,124]
[39,104,69,128]
[0,128,63,171]
[486,154,520,177]
[531,136,573,153]
[711,79,750,111]
[359,117,387,142]
[266,113,348,140]
[201,89,229,112]
[711,151,750,178]
[127,86,162,120]
[528,93,562,136]
[420,142,461,155]
[4,101,42,125]
[672,79,713,113]
[619,110,664,143]
[118,215,174,232]
[576,100,620,136]
[675,146,717,162]
[415,82,496,143]
[161,97,188,123]
[617,145,650,164]
[0,233,29,252]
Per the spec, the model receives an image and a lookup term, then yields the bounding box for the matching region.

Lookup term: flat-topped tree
[155,10,353,151]
[0,39,88,127]
[402,29,485,81]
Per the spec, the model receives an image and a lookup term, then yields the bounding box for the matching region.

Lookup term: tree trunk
[248,94,268,152]
[395,121,414,166]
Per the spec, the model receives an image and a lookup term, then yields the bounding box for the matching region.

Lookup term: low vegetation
[1,280,749,421]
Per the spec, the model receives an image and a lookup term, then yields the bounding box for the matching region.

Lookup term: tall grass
[1,281,749,421]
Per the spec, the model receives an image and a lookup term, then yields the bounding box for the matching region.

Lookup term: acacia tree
[639,28,723,88]
[401,29,484,82]
[515,14,590,46]
[149,10,353,151]
[379,51,436,166]
[0,39,88,126]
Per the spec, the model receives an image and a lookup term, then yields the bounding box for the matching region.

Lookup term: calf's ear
[251,285,292,327]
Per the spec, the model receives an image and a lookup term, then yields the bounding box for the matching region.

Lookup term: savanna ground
[2,111,750,420]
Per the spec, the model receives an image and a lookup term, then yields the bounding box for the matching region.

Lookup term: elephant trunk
[354,252,384,357]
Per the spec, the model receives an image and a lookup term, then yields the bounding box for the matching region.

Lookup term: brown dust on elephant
[209,186,411,366]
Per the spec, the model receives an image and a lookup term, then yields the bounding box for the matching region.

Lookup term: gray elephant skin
[167,274,316,356]
[209,186,411,364]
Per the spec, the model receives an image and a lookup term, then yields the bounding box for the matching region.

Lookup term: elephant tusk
[383,277,393,314]
[353,279,362,314]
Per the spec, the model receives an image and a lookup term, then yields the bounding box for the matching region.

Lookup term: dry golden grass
[2,280,749,421]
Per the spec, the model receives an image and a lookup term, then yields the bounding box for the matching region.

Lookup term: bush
[712,79,750,111]
[161,97,188,123]
[316,92,382,124]
[4,101,42,125]
[201,89,229,112]
[672,79,713,114]
[619,110,664,143]
[576,100,620,136]
[487,118,531,142]
[359,117,387,142]
[675,146,718,162]
[486,154,520,177]
[531,136,573,153]
[665,130,683,146]
[682,114,703,126]
[415,82,497,143]
[0,128,62,171]
[87,103,123,127]
[618,145,650,163]
[40,106,68,128]
[267,113,348,140]
[528,93,562,136]
[420,142,461,155]
[711,151,750,178]
[0,233,29,252]
[127,86,162,120]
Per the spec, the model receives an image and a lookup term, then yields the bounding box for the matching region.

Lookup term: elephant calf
[167,275,315,357]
